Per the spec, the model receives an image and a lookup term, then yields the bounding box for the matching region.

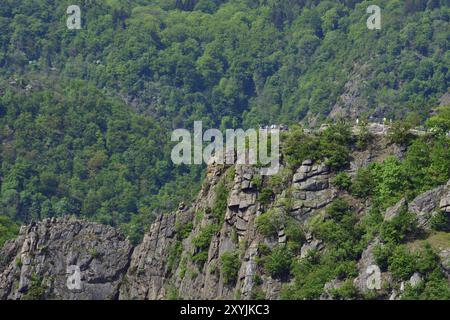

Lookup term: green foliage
[167,241,183,273]
[313,199,363,260]
[352,169,374,199]
[0,0,448,248]
[267,168,292,194]
[251,175,263,190]
[417,269,450,300]
[281,256,334,300]
[1,1,447,132]
[388,245,417,281]
[257,188,274,205]
[22,274,46,300]
[283,122,352,170]
[332,172,352,191]
[372,158,409,207]
[193,224,218,251]
[250,287,266,300]
[283,126,321,167]
[320,122,353,170]
[255,209,283,238]
[355,121,373,150]
[325,198,351,221]
[176,221,194,240]
[179,256,188,279]
[401,250,450,300]
[192,224,219,265]
[415,244,441,275]
[89,248,100,259]
[430,211,450,231]
[0,80,203,242]
[15,257,22,268]
[0,0,449,301]
[192,251,209,266]
[330,280,358,300]
[352,133,450,209]
[426,105,450,132]
[373,243,394,271]
[375,242,450,299]
[220,250,241,285]
[212,180,229,222]
[284,219,305,253]
[380,210,418,244]
[283,198,365,299]
[360,206,383,241]
[257,243,271,256]
[264,245,293,280]
[0,215,19,248]
[388,121,414,145]
[165,283,180,300]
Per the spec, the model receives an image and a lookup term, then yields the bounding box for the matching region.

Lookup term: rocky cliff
[0,218,132,300]
[1,135,449,300]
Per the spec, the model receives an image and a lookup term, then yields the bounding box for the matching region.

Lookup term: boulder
[409,272,423,287]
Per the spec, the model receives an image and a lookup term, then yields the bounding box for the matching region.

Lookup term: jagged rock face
[1,159,449,300]
[0,218,132,300]
[118,160,338,300]
[175,165,265,300]
[120,164,281,300]
[291,160,335,222]
[119,214,176,300]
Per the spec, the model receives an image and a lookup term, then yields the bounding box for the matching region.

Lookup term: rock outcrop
[0,218,132,300]
[354,239,390,295]
[383,181,450,229]
[1,147,449,300]
[119,213,177,299]
[290,160,335,222]
[410,183,449,228]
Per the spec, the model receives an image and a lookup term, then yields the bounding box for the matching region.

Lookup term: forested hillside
[0,0,449,243]
[0,78,204,244]
[1,0,449,125]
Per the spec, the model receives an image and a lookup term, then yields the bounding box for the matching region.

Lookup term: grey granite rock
[0,218,132,300]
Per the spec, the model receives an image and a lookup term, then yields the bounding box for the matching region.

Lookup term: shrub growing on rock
[192,224,219,265]
[351,167,376,198]
[255,209,283,238]
[264,245,293,279]
[332,172,352,191]
[380,210,418,244]
[220,250,241,285]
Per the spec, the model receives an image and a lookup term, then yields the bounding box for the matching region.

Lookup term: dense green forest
[0,0,449,244]
[1,0,449,125]
[0,78,204,244]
